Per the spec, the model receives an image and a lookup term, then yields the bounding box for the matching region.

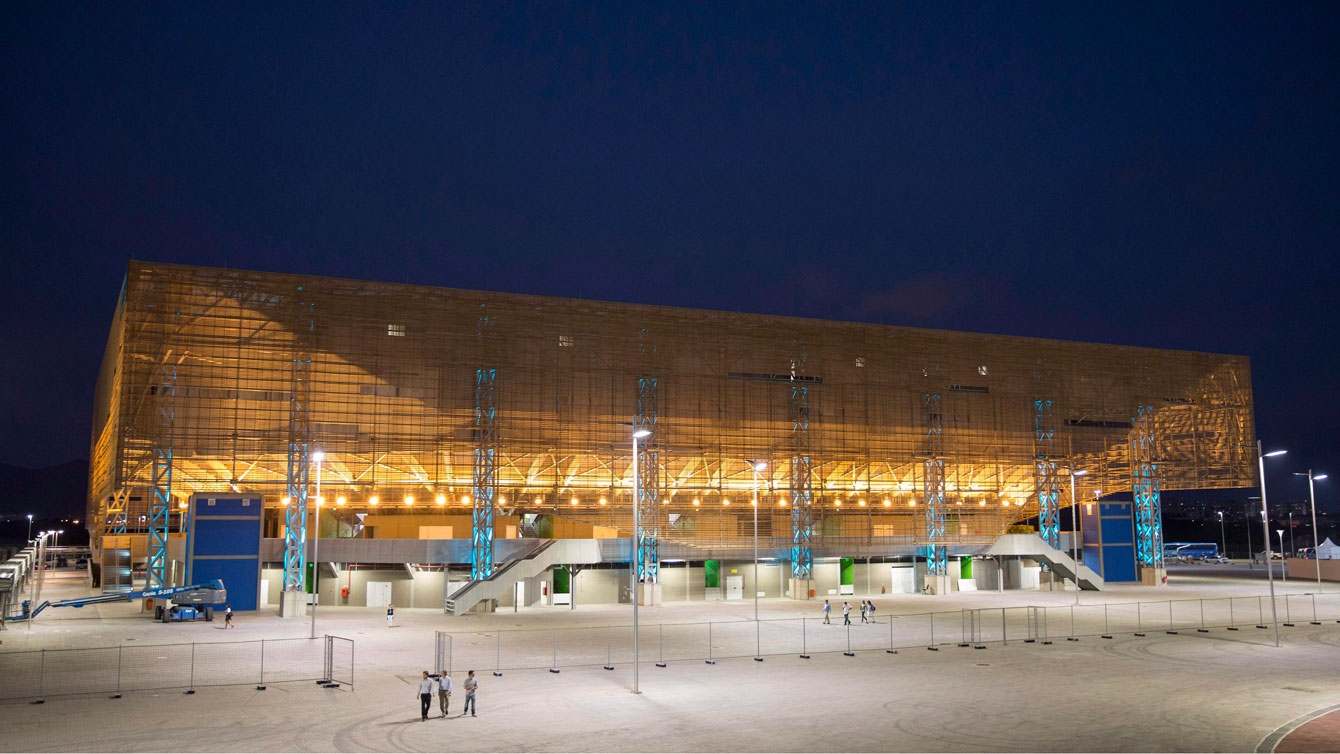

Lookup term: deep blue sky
[2,4,1336,505]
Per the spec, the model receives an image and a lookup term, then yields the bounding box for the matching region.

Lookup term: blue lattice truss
[921,392,947,575]
[147,362,174,588]
[790,384,813,579]
[635,376,659,583]
[471,367,498,581]
[1034,399,1060,550]
[283,291,313,592]
[1131,404,1164,569]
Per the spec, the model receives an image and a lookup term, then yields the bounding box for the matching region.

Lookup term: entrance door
[725,575,744,600]
[514,580,525,607]
[367,581,392,607]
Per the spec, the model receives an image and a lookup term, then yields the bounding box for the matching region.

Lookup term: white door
[725,575,744,600]
[514,580,525,607]
[259,578,270,606]
[367,581,392,607]
[890,566,916,594]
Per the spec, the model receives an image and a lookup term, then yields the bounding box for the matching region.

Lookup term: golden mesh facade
[88,262,1256,549]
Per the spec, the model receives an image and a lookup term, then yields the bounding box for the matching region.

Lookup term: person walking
[867,601,876,622]
[435,670,453,718]
[387,603,395,628]
[822,600,832,624]
[842,601,852,625]
[463,670,478,717]
[224,603,234,629]
[417,671,434,721]
[860,600,869,623]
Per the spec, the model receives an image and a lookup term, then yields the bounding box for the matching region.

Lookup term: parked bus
[1164,542,1219,560]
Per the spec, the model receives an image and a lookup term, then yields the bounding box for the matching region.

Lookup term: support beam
[146,361,174,588]
[471,365,498,580]
[922,391,947,575]
[1034,398,1060,550]
[635,375,659,584]
[1131,404,1165,574]
[283,290,314,593]
[790,382,813,580]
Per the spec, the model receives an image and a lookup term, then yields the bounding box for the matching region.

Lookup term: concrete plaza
[1,566,1338,752]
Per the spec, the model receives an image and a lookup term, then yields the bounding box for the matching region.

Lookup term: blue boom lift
[6,580,227,623]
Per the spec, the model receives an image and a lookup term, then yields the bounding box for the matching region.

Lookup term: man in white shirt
[417,671,434,721]
[435,670,453,718]
[842,601,852,625]
[387,604,395,628]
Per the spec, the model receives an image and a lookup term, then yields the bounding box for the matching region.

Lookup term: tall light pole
[1288,512,1295,557]
[1257,442,1286,647]
[26,514,33,542]
[1217,511,1226,558]
[1069,468,1088,604]
[310,449,323,640]
[751,460,767,661]
[631,428,650,694]
[1295,472,1326,589]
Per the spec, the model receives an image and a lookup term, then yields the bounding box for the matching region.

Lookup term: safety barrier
[0,635,354,703]
[433,592,1340,674]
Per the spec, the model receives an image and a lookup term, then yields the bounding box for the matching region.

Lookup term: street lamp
[1288,512,1295,559]
[750,460,767,661]
[1257,442,1286,647]
[310,449,324,639]
[1294,472,1327,590]
[1217,511,1226,559]
[1069,468,1088,604]
[631,428,651,695]
[26,513,33,542]
[1277,529,1287,582]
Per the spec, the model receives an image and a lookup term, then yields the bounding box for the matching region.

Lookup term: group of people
[821,599,877,625]
[416,669,479,721]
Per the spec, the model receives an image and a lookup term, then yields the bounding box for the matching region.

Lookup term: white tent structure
[1315,537,1340,560]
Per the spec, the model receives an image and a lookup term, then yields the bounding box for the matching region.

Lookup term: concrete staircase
[985,534,1105,591]
[443,539,601,615]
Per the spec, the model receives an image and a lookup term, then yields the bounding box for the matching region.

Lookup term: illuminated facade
[89,262,1256,581]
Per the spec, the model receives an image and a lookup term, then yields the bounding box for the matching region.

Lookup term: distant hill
[0,460,88,517]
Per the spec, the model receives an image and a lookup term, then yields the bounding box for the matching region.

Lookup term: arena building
[87,262,1256,613]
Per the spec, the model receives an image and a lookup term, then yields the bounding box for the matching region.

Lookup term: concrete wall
[1286,558,1340,582]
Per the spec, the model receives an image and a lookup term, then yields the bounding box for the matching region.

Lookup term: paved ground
[1,566,1338,752]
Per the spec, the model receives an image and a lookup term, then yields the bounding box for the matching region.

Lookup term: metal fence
[0,635,355,703]
[435,592,1340,674]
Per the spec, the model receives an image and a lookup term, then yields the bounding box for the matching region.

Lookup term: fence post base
[1066,637,1079,642]
[655,662,666,668]
[704,659,716,665]
[1024,639,1035,644]
[548,669,560,674]
[926,646,939,651]
[29,700,44,705]
[492,672,503,677]
[1101,634,1113,639]
[799,654,810,659]
[754,657,764,662]
[1197,628,1210,633]
[110,694,122,699]
[1227,627,1239,631]
[256,685,267,690]
[885,649,897,654]
[184,690,195,695]
[1166,631,1178,635]
[603,665,614,671]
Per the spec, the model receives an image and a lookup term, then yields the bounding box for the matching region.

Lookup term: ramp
[985,534,1105,591]
[444,539,602,615]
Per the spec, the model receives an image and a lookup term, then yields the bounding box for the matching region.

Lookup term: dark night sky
[1,4,1336,506]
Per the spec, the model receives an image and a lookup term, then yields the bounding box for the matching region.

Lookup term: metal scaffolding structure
[1131,404,1165,572]
[87,263,1258,554]
[921,390,948,575]
[1034,398,1061,550]
[146,359,174,589]
[789,379,813,580]
[282,288,313,592]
